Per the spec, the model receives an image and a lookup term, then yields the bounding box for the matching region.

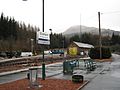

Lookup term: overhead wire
[101,11,120,15]
[81,10,120,31]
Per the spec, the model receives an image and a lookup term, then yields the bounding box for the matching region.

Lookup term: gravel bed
[0,78,87,90]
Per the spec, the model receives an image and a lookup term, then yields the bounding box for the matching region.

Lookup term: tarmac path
[82,54,120,90]
[0,62,63,84]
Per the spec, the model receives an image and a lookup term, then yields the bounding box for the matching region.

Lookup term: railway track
[0,55,80,73]
[0,56,40,67]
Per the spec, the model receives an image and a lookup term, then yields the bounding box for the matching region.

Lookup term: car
[21,52,33,57]
[0,52,7,58]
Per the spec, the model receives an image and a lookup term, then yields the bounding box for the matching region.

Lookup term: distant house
[68,41,94,57]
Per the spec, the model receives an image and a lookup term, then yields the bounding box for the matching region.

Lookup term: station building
[68,41,94,57]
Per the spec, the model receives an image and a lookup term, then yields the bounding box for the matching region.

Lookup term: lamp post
[62,39,65,58]
[49,29,52,49]
[31,39,34,54]
[22,0,46,81]
[49,28,52,33]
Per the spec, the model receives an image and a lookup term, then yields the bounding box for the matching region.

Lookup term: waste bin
[28,67,41,88]
[72,75,84,83]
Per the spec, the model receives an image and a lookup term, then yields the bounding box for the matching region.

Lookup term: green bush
[110,45,120,53]
[89,46,111,59]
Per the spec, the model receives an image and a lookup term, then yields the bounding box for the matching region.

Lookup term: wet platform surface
[0,54,120,90]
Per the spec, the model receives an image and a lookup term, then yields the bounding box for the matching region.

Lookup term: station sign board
[37,31,50,45]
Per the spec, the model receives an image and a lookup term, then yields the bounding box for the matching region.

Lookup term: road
[82,54,120,90]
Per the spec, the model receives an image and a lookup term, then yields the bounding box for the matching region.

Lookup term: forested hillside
[0,13,37,52]
[0,13,67,53]
[0,13,120,54]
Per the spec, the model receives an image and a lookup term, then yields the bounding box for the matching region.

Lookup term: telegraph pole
[80,14,82,39]
[98,12,102,59]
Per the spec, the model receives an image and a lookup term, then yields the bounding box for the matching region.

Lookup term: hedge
[89,46,112,59]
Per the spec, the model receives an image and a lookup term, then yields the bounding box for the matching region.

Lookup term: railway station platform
[0,54,120,90]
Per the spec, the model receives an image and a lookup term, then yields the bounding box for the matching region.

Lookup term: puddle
[111,72,120,78]
[111,62,120,65]
[48,64,63,67]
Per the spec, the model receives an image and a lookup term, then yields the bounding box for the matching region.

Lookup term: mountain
[62,25,120,37]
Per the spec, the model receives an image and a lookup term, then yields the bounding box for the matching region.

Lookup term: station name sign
[37,31,50,45]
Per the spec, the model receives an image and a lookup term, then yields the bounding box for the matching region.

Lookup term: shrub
[110,45,120,53]
[89,46,111,59]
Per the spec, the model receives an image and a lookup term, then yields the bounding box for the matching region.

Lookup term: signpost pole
[37,0,50,80]
[42,0,45,80]
[37,32,50,80]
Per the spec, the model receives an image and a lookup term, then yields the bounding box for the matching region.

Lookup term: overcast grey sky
[0,0,120,33]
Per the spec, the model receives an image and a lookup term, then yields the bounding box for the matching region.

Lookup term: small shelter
[68,41,94,57]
